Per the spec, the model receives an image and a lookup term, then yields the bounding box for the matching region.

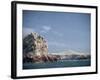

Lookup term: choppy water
[23,59,90,69]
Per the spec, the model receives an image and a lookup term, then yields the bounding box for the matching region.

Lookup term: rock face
[23,32,48,56]
[23,32,59,63]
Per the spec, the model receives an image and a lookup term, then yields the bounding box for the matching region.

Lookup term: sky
[23,10,91,53]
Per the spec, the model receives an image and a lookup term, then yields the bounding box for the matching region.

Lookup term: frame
[11,1,98,79]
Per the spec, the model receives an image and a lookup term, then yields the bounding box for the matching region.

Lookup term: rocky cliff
[23,32,48,56]
[23,32,59,63]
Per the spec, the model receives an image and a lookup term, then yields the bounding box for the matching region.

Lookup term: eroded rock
[23,32,60,63]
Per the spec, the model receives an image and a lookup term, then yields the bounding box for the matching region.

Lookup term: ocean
[23,59,90,69]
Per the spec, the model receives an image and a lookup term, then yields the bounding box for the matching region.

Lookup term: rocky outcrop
[23,32,60,63]
[23,32,48,56]
[23,32,90,63]
[23,54,61,63]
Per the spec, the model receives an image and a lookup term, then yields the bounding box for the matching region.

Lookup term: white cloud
[40,26,63,37]
[43,26,51,31]
[41,25,51,33]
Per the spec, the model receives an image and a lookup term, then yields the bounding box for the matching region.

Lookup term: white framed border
[11,1,98,79]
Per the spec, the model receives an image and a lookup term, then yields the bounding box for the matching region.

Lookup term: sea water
[23,59,90,69]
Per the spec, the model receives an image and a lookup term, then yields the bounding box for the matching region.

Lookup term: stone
[23,32,48,57]
[23,32,61,63]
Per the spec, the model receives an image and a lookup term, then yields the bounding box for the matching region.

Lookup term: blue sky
[23,10,90,53]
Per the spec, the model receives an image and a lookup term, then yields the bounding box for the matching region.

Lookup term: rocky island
[23,32,90,64]
[23,32,60,63]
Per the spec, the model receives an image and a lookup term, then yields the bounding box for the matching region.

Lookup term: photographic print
[23,10,91,69]
[11,1,97,79]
